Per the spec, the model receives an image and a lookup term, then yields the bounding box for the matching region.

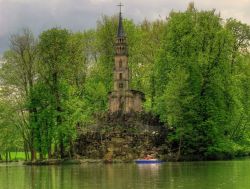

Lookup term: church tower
[113,9,129,94]
[108,5,145,113]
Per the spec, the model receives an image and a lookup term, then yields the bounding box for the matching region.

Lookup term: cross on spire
[116,2,125,37]
[117,2,124,14]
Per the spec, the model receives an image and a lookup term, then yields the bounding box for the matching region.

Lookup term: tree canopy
[0,4,250,160]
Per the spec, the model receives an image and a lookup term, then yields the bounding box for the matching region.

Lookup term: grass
[10,152,27,160]
[1,152,50,161]
[0,152,28,161]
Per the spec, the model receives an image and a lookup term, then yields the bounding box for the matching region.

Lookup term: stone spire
[117,3,125,37]
[115,3,127,56]
[108,3,145,113]
[117,11,125,37]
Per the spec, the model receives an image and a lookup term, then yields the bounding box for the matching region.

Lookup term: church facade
[108,10,145,113]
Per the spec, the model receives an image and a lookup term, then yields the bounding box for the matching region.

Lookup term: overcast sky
[1,0,250,55]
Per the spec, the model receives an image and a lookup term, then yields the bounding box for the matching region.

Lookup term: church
[108,8,145,113]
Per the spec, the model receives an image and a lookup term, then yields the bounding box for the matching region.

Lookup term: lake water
[0,159,250,189]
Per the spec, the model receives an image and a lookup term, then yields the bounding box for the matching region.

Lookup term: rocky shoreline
[75,112,168,161]
[23,158,137,165]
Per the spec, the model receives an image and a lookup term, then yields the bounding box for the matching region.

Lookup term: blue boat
[135,159,163,164]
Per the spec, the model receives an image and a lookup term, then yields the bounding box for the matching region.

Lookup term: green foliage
[154,7,250,159]
[1,5,250,160]
[0,100,23,158]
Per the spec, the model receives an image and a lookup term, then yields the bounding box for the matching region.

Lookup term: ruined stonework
[108,11,145,113]
[75,113,168,160]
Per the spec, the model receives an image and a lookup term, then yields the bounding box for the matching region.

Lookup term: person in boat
[144,154,154,160]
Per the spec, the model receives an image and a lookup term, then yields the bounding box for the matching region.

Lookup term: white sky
[0,0,250,54]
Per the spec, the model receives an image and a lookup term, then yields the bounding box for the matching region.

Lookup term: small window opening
[119,60,122,68]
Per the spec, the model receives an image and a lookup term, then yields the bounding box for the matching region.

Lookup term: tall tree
[0,28,38,160]
[154,8,234,159]
[37,28,71,158]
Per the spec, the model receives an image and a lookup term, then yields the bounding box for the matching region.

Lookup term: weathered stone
[108,10,145,114]
[75,112,168,160]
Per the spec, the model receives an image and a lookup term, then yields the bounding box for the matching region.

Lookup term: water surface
[0,159,250,189]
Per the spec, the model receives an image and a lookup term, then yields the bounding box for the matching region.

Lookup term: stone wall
[75,113,168,160]
[108,90,145,113]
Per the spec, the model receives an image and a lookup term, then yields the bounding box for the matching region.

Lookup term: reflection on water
[1,160,250,189]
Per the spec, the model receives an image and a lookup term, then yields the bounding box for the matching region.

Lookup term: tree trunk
[30,142,36,161]
[69,139,75,159]
[39,153,43,160]
[29,106,38,161]
[24,143,29,161]
[52,71,64,159]
[60,138,65,159]
[176,135,182,161]
[48,144,52,159]
[9,152,11,161]
[15,148,17,160]
[5,151,8,161]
